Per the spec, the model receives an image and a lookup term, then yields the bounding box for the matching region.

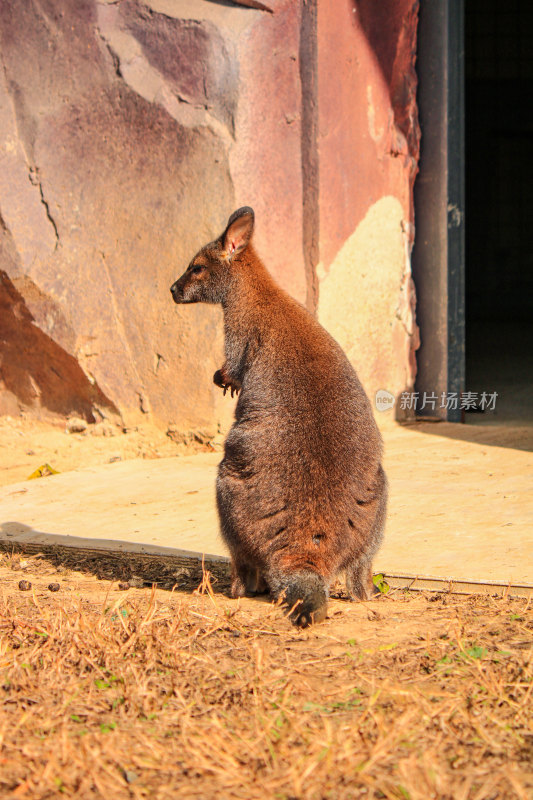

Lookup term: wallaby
[170,207,387,627]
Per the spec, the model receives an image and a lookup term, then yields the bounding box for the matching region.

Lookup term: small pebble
[48,583,60,592]
[124,770,138,784]
[118,582,130,591]
[18,580,32,591]
[65,417,87,434]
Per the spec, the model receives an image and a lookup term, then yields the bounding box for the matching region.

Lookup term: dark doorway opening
[465,0,533,426]
[413,1,533,430]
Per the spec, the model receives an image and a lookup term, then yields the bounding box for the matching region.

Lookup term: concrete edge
[384,573,533,599]
[1,535,532,599]
[0,530,227,563]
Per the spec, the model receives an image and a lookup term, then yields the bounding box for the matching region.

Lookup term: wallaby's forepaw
[213,368,240,398]
[213,368,226,389]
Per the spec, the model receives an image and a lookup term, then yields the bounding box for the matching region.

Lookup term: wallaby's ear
[222,207,254,259]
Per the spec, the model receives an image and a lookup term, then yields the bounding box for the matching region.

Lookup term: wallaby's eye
[191,264,206,275]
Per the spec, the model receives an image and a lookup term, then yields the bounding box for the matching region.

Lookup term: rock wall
[0,0,419,431]
[316,0,420,407]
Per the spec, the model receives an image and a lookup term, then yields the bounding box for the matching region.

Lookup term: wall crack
[33,173,60,250]
[1,56,60,251]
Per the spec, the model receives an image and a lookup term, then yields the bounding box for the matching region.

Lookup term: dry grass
[0,552,532,800]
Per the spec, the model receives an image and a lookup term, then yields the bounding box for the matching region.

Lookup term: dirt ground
[1,414,532,490]
[0,549,531,800]
[0,418,532,798]
[0,416,218,488]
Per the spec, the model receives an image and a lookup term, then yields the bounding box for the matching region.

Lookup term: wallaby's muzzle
[170,278,190,304]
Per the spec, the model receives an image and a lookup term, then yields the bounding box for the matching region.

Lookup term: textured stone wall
[0,0,419,431]
[316,0,420,406]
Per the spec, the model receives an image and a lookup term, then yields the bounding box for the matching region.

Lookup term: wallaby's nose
[170,281,179,299]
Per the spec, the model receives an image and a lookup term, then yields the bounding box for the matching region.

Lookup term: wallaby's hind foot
[271,571,328,628]
[346,558,374,601]
[245,568,268,596]
[230,561,267,598]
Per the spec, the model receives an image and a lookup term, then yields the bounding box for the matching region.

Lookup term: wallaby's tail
[273,572,328,628]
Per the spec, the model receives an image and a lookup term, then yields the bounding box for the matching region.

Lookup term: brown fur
[170,207,387,627]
